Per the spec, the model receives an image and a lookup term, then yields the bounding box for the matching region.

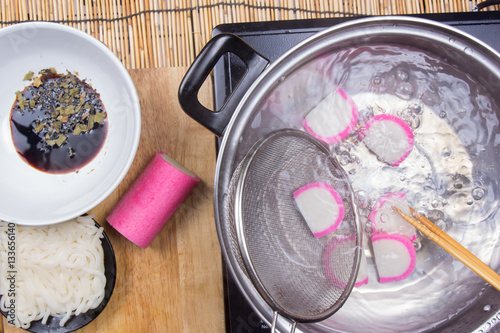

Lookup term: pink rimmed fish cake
[323,236,367,288]
[369,192,417,241]
[358,114,414,166]
[372,232,416,283]
[294,182,345,238]
[303,88,359,145]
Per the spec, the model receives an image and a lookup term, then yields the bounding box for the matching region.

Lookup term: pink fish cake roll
[303,88,359,145]
[358,114,414,166]
[369,192,417,241]
[107,152,200,248]
[372,232,417,283]
[293,182,345,238]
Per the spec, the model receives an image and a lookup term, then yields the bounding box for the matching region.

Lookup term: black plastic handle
[473,0,500,10]
[178,33,269,137]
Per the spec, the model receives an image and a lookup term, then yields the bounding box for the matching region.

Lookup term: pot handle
[178,33,269,137]
[473,0,500,10]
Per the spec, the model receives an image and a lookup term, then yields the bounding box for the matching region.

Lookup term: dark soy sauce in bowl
[10,68,108,174]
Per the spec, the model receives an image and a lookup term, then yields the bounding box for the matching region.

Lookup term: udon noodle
[0,215,106,328]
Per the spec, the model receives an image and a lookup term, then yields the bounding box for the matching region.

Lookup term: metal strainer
[232,129,361,332]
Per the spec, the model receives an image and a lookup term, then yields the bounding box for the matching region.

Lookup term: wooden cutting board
[2,68,226,333]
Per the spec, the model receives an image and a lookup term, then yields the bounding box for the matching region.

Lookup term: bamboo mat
[0,0,498,69]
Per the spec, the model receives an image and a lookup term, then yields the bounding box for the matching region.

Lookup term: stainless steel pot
[179,16,500,332]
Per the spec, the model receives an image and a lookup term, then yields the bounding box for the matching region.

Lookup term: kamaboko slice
[293,182,344,238]
[358,114,414,166]
[323,236,368,287]
[372,233,416,283]
[355,249,369,287]
[303,88,359,144]
[369,192,417,241]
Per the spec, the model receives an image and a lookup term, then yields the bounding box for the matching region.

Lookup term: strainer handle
[178,33,269,137]
[271,311,297,333]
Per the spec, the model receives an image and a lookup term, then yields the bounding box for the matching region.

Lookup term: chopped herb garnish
[33,76,43,87]
[73,123,88,135]
[33,122,44,133]
[23,71,34,81]
[11,68,107,157]
[94,112,106,124]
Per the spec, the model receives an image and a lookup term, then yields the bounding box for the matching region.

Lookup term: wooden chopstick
[407,206,488,269]
[393,206,500,292]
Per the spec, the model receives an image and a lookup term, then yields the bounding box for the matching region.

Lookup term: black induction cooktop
[211,10,500,333]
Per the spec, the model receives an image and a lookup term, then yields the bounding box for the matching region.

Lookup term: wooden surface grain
[2,67,226,333]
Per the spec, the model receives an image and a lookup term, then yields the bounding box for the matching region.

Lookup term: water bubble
[434,218,447,230]
[414,239,422,251]
[278,76,286,83]
[398,108,421,129]
[483,304,492,312]
[355,191,369,208]
[336,143,351,154]
[410,104,423,115]
[395,82,414,100]
[428,210,444,222]
[348,168,356,175]
[404,107,416,119]
[466,198,474,206]
[439,111,447,118]
[449,37,456,43]
[373,76,383,85]
[371,74,388,93]
[408,117,421,129]
[380,213,388,223]
[396,67,410,82]
[400,176,406,182]
[431,200,439,208]
[398,109,412,123]
[454,181,463,189]
[339,152,352,166]
[472,187,485,200]
[464,47,473,55]
[441,199,448,207]
[442,147,452,158]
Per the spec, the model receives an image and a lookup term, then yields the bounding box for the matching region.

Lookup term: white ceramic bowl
[0,22,141,225]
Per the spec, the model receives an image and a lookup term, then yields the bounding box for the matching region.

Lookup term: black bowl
[0,219,117,332]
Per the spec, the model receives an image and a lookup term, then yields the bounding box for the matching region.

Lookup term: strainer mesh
[234,130,360,322]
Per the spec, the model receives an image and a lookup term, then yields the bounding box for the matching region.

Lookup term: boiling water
[248,44,500,332]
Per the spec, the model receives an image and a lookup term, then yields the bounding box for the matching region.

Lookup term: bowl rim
[0,22,141,225]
